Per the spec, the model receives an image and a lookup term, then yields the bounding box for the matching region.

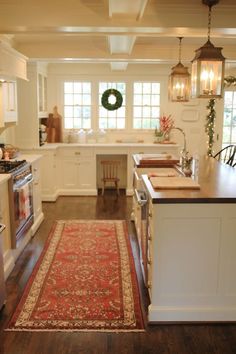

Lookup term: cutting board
[138,154,179,166]
[149,176,200,190]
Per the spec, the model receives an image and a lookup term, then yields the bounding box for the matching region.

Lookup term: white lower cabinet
[148,203,236,322]
[0,179,14,279]
[24,143,180,200]
[0,231,6,309]
[58,147,96,195]
[40,150,58,201]
[31,158,44,235]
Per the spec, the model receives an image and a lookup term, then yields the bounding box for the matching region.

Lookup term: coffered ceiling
[0,0,236,69]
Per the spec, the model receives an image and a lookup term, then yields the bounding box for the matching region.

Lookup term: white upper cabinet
[38,73,47,117]
[0,40,28,81]
[0,81,18,126]
[2,81,18,123]
[0,38,27,127]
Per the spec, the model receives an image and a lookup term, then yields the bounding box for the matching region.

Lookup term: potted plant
[155,114,174,143]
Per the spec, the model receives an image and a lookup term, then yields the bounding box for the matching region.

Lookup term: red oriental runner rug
[6,220,144,332]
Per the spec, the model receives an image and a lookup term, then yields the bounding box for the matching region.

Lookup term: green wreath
[101,88,123,111]
[224,76,236,87]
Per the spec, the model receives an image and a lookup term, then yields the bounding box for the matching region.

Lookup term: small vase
[156,135,164,143]
[163,132,170,142]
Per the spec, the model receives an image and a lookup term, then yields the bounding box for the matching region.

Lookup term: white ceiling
[0,0,236,69]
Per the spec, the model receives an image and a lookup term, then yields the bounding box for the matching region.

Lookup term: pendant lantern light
[169,37,191,102]
[191,0,225,98]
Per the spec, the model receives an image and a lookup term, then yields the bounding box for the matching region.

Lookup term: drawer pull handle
[75,152,80,155]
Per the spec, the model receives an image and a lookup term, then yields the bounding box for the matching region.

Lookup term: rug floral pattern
[6,220,144,331]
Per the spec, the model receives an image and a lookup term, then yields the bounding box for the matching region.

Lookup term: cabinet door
[78,158,96,189]
[0,233,6,308]
[31,160,42,220]
[60,157,95,190]
[41,152,57,199]
[38,73,47,117]
[2,81,18,123]
[61,158,79,189]
[0,182,11,254]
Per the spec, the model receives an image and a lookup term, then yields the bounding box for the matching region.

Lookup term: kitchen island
[140,156,236,322]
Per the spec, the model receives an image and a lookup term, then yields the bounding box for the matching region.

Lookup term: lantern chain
[178,36,183,63]
[207,5,212,41]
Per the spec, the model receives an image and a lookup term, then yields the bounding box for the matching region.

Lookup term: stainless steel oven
[0,160,34,248]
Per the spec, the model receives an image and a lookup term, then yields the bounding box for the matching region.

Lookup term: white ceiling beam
[110,62,128,71]
[109,0,148,19]
[108,35,136,55]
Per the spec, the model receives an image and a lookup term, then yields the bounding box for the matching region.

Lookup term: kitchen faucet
[164,126,188,169]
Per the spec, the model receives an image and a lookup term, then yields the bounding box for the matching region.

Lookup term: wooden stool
[101,160,120,196]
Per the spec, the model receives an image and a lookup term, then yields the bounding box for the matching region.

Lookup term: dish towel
[19,184,31,220]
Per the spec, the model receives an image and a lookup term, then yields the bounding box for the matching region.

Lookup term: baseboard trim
[56,189,98,196]
[31,212,44,236]
[3,249,15,280]
[126,189,133,196]
[12,230,32,262]
[148,304,236,322]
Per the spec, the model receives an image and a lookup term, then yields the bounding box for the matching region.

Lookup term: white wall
[1,61,234,157]
[47,62,222,156]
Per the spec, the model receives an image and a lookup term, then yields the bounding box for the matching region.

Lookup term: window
[99,82,126,129]
[133,82,160,129]
[64,82,91,129]
[223,90,236,146]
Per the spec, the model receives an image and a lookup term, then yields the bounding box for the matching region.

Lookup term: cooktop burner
[0,160,27,174]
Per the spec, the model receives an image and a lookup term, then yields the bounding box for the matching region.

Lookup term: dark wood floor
[1,192,236,354]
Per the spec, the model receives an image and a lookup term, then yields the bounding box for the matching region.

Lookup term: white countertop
[23,142,178,150]
[18,154,42,163]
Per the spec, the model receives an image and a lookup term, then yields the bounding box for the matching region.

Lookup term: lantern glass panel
[199,60,223,97]
[169,75,190,102]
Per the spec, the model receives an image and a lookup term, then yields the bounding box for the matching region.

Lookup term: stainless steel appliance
[0,160,34,248]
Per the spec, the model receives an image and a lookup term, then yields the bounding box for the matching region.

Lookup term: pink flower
[159,114,174,133]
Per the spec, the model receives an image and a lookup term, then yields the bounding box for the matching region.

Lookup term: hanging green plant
[205,99,216,157]
[101,88,123,111]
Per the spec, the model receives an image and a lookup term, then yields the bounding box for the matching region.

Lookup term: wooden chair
[213,145,236,167]
[101,160,120,196]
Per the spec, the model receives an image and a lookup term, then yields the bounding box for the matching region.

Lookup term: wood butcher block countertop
[141,156,236,204]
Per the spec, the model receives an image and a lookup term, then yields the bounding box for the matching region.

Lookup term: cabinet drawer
[60,148,93,158]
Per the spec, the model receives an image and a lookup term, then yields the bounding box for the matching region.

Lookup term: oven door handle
[15,176,34,191]
[134,188,148,206]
